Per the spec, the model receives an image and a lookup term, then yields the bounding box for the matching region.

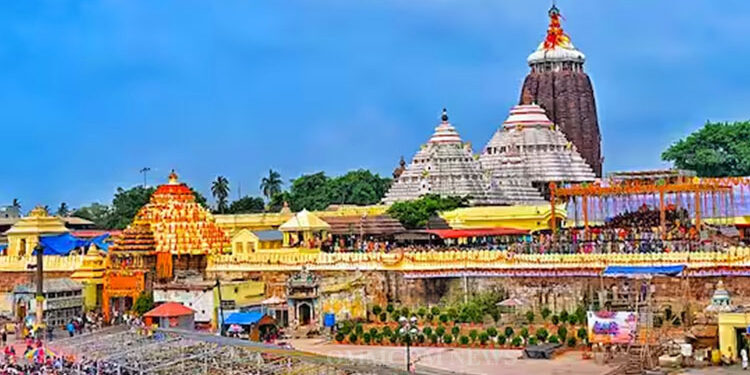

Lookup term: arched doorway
[298,302,312,325]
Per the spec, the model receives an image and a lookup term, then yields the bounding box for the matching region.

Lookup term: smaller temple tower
[479,97,595,196]
[384,109,543,205]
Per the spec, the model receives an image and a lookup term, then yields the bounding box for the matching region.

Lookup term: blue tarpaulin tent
[224,312,264,325]
[36,233,110,255]
[602,265,685,277]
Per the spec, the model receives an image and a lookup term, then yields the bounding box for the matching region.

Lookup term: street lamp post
[34,243,44,332]
[399,316,419,373]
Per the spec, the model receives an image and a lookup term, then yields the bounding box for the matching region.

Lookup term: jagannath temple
[3,4,750,369]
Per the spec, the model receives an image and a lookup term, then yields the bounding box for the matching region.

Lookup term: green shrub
[504,326,514,338]
[548,335,559,344]
[559,310,569,323]
[339,322,352,335]
[535,328,549,342]
[335,332,345,342]
[417,307,427,318]
[391,311,400,322]
[382,326,392,337]
[551,315,559,325]
[574,306,586,325]
[417,334,425,344]
[511,336,522,347]
[386,304,395,313]
[431,306,440,316]
[423,326,433,336]
[525,310,535,324]
[133,292,154,316]
[541,307,551,321]
[372,305,382,316]
[430,334,439,344]
[520,327,529,339]
[435,325,446,337]
[443,334,453,344]
[459,312,470,323]
[479,332,489,345]
[451,325,460,338]
[369,327,378,337]
[439,314,449,324]
[425,313,433,322]
[459,335,470,345]
[379,312,387,323]
[577,327,587,341]
[355,324,364,336]
[557,326,568,341]
[363,332,372,344]
[567,315,577,325]
[401,307,410,317]
[567,336,577,347]
[469,329,478,342]
[348,333,358,344]
[528,337,538,346]
[486,327,498,338]
[497,334,506,345]
[389,334,398,344]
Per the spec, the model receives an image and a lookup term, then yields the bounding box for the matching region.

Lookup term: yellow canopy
[278,209,331,232]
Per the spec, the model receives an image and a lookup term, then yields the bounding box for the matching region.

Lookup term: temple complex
[479,101,596,195]
[519,4,602,176]
[384,109,544,205]
[3,206,69,256]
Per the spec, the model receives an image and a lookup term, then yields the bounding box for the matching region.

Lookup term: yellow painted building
[229,229,283,254]
[718,310,750,360]
[439,204,567,232]
[3,206,69,256]
[70,244,106,310]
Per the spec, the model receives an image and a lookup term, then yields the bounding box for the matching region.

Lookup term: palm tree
[57,202,70,217]
[260,169,283,201]
[211,176,230,213]
[11,198,20,211]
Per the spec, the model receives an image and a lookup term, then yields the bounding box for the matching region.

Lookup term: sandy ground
[290,339,615,375]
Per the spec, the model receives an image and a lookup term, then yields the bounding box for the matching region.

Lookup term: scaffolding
[52,327,409,375]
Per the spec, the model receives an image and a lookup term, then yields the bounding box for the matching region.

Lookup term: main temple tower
[520,5,602,176]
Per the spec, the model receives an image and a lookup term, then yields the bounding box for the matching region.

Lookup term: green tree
[504,327,514,338]
[133,292,154,316]
[211,176,230,213]
[459,335,470,346]
[72,203,111,229]
[662,120,750,177]
[387,194,470,229]
[551,314,560,325]
[109,186,156,229]
[577,327,588,342]
[451,325,460,338]
[227,196,265,214]
[479,332,489,345]
[335,332,345,342]
[548,335,560,344]
[541,307,551,321]
[535,328,549,342]
[328,169,391,206]
[567,336,577,347]
[525,310,535,324]
[57,202,70,217]
[497,334,506,345]
[431,306,441,317]
[435,326,446,337]
[511,336,522,347]
[486,327,498,338]
[11,198,20,211]
[268,191,292,212]
[469,329,478,343]
[557,326,568,341]
[372,305,382,316]
[443,334,453,344]
[260,169,284,202]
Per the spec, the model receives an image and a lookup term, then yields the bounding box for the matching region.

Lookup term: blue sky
[1,1,749,210]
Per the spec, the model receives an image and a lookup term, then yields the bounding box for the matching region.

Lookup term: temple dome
[384,109,544,205]
[527,41,585,65]
[479,103,596,184]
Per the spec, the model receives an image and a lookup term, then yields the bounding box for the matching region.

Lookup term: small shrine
[278,209,330,248]
[3,206,69,256]
[286,267,320,326]
[706,280,732,312]
[70,243,106,310]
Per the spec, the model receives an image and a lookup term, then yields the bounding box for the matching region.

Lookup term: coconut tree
[260,169,283,202]
[57,202,70,217]
[211,176,230,213]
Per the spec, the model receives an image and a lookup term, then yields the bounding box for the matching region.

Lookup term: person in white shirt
[741,347,748,370]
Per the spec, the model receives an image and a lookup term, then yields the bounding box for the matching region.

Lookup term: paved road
[291,339,614,375]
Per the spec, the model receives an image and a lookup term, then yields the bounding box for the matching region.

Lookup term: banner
[587,311,637,344]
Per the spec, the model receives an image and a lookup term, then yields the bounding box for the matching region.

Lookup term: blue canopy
[602,265,685,277]
[224,312,265,325]
[36,233,110,256]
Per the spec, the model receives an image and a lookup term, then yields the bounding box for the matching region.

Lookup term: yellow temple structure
[3,206,69,256]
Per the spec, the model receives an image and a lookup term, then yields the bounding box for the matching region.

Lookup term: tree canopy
[260,169,283,202]
[277,170,391,212]
[227,196,265,214]
[386,194,469,229]
[211,176,230,213]
[662,120,750,177]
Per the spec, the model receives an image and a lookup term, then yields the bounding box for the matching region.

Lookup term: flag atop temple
[520,4,602,177]
[384,109,544,205]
